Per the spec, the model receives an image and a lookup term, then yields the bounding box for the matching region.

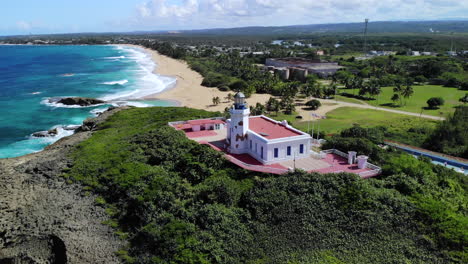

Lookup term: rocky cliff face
[0,107,129,264]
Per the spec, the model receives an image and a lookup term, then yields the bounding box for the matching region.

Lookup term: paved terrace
[173,126,380,178]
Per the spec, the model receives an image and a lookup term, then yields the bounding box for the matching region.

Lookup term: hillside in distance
[163,20,468,36]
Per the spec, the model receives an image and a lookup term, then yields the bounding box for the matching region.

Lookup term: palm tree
[401,84,414,105]
[225,93,233,102]
[367,78,382,103]
[459,93,468,104]
[312,83,324,98]
[391,93,400,106]
[393,84,404,106]
[212,96,221,105]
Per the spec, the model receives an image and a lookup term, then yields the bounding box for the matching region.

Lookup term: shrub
[305,99,321,110]
[426,97,445,109]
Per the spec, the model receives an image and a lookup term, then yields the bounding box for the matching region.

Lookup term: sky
[1,0,468,36]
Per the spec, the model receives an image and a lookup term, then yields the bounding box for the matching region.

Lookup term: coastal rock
[32,131,52,137]
[54,97,106,106]
[32,128,59,138]
[48,128,59,135]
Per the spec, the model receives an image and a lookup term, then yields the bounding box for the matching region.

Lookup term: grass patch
[334,95,367,105]
[270,107,438,146]
[340,85,466,116]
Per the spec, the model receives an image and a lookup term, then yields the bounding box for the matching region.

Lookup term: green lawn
[340,85,466,117]
[334,95,367,105]
[270,107,438,145]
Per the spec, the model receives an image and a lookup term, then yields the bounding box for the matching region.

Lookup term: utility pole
[311,113,315,140]
[316,119,320,141]
[363,18,369,56]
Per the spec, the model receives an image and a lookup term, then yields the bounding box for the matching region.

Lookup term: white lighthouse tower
[228,92,250,154]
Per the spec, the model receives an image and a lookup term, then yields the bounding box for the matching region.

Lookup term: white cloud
[130,0,468,30]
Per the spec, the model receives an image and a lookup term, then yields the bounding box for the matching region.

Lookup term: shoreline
[120,44,273,113]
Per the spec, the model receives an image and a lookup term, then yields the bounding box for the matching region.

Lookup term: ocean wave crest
[103,56,125,59]
[101,79,129,85]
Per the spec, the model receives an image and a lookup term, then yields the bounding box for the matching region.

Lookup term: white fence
[321,149,382,178]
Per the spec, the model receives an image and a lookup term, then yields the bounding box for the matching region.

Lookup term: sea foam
[98,46,176,101]
[101,79,129,85]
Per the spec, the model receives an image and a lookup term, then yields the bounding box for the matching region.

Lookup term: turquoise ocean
[0,45,176,158]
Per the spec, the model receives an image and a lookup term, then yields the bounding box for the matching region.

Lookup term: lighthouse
[228,92,250,154]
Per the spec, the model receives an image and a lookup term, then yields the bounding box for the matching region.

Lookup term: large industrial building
[264,57,344,79]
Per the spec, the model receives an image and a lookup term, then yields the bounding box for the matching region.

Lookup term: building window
[299,144,304,154]
[250,140,252,150]
[274,148,279,158]
[287,146,291,156]
[255,143,258,152]
[261,147,264,159]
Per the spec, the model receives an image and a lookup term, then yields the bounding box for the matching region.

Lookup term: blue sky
[1,0,468,36]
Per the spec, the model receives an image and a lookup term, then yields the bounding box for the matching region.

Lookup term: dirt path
[297,98,445,121]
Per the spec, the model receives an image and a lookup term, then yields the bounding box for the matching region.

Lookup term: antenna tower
[363,18,369,55]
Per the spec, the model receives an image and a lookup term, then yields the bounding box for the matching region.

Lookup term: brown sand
[123,44,272,113]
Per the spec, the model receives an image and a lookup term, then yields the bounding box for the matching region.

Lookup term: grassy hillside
[272,107,438,146]
[340,85,466,117]
[65,107,466,263]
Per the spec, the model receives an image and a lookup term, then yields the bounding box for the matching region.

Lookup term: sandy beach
[122,44,272,113]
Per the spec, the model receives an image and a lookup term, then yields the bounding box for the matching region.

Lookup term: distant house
[447,51,457,56]
[411,51,420,56]
[315,50,325,56]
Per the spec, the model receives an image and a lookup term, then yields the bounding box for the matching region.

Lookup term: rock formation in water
[50,97,106,106]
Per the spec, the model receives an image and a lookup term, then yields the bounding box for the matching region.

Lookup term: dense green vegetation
[424,106,468,158]
[65,107,466,263]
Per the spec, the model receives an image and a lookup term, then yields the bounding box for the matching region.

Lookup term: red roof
[187,119,225,126]
[249,116,303,140]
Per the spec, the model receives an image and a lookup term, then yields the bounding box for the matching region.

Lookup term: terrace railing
[359,169,382,179]
[225,155,290,175]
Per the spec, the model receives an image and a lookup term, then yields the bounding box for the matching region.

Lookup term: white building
[226,93,311,164]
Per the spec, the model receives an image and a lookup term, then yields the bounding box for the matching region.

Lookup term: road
[301,98,446,121]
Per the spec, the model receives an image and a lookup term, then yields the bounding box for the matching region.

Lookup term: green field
[334,95,367,105]
[340,85,466,117]
[271,107,438,145]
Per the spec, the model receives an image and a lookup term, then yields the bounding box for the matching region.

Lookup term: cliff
[0,107,128,263]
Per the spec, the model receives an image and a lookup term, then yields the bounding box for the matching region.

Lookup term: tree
[393,83,404,106]
[230,80,248,92]
[283,100,296,115]
[367,78,382,102]
[212,96,221,105]
[401,83,414,105]
[225,93,233,102]
[305,99,321,110]
[391,93,400,106]
[250,103,265,115]
[459,94,468,104]
[426,97,444,109]
[324,84,337,98]
[266,97,280,115]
